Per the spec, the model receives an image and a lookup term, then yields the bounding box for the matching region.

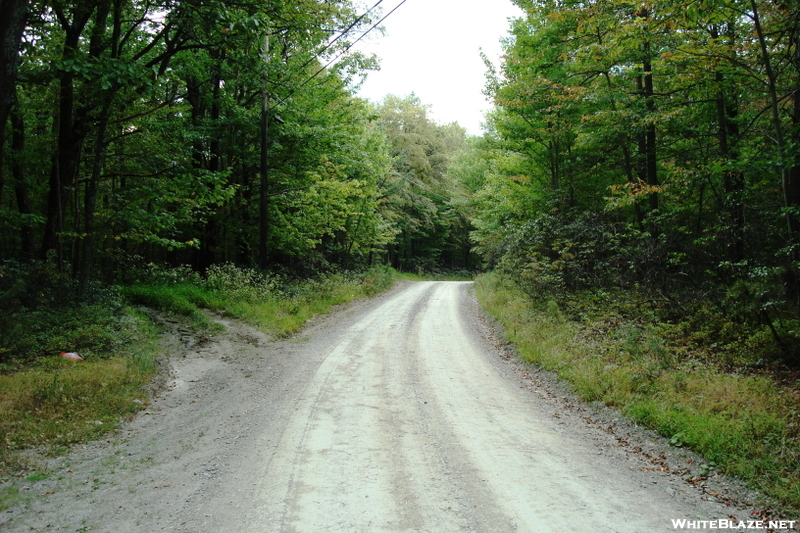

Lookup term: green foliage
[0,261,139,368]
[121,263,396,337]
[219,265,396,336]
[0,262,396,477]
[203,263,280,304]
[0,351,156,466]
[0,311,160,475]
[120,284,222,322]
[462,0,800,365]
[376,95,477,271]
[0,0,411,294]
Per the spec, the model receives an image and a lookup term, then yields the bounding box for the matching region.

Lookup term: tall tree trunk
[634,8,658,237]
[78,0,116,297]
[40,6,95,262]
[713,23,745,263]
[197,50,226,270]
[78,97,112,298]
[259,35,270,269]
[785,24,800,311]
[0,0,29,205]
[750,0,800,311]
[10,94,34,259]
[642,41,658,215]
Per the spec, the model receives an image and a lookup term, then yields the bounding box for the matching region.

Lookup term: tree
[0,0,398,298]
[0,0,29,206]
[375,95,472,271]
[473,0,800,358]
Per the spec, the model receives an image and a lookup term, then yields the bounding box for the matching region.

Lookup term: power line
[292,0,386,77]
[275,0,410,107]
[394,172,450,202]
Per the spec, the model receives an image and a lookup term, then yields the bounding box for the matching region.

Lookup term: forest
[456,0,800,364]
[2,0,800,512]
[0,0,476,334]
[1,0,799,362]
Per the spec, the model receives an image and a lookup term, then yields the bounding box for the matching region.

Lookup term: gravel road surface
[1,281,777,532]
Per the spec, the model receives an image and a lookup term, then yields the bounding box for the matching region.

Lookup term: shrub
[203,263,280,304]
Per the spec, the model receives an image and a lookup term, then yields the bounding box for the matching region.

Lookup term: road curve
[240,281,721,532]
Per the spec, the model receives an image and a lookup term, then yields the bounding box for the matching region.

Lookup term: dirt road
[2,281,769,532]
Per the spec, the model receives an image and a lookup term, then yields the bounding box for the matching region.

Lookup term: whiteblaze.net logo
[671,519,797,530]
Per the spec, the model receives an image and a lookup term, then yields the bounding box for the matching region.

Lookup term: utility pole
[259,32,269,269]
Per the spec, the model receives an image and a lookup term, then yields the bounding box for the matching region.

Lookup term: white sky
[352,0,523,135]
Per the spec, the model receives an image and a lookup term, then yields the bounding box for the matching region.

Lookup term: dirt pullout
[1,281,791,532]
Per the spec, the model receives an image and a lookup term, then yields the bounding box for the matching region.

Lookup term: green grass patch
[0,484,25,512]
[475,271,800,513]
[221,266,396,336]
[119,263,397,338]
[120,283,223,328]
[0,313,159,476]
[1,303,141,370]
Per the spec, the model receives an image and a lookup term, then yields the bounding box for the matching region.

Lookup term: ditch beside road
[1,281,785,532]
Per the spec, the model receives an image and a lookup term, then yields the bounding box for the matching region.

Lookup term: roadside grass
[0,310,159,478]
[475,271,800,513]
[0,263,396,486]
[0,485,23,512]
[121,263,396,337]
[221,266,396,336]
[120,284,224,328]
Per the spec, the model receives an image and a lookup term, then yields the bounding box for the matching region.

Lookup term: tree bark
[10,93,34,259]
[750,0,800,310]
[78,97,112,298]
[0,0,29,205]
[40,5,95,261]
[713,23,745,263]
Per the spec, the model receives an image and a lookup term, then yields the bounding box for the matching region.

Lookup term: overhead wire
[395,173,450,202]
[298,0,409,90]
[291,0,386,77]
[272,0,410,108]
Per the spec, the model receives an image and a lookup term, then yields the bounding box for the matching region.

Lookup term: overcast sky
[352,0,523,135]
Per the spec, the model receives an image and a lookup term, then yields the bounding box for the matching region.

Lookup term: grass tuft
[0,312,159,477]
[222,265,396,337]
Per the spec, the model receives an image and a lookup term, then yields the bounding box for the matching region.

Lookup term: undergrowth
[218,264,396,336]
[0,310,159,477]
[124,263,397,337]
[475,271,800,514]
[396,269,477,282]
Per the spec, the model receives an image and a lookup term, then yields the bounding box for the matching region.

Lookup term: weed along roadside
[0,264,397,493]
[474,271,800,516]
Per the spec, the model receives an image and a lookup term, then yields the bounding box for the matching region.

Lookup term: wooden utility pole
[259,33,269,269]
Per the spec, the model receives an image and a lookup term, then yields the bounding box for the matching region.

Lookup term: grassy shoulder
[0,309,160,480]
[120,264,396,337]
[475,271,800,514]
[0,264,396,483]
